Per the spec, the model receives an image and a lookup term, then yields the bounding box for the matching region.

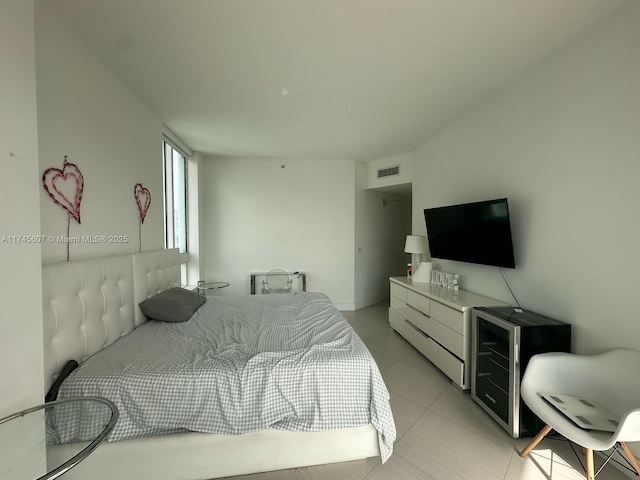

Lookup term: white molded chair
[261,269,293,294]
[519,349,640,479]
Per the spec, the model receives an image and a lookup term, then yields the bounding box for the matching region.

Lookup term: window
[163,140,188,253]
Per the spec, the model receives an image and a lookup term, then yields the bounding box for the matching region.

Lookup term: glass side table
[0,397,118,480]
[197,280,230,295]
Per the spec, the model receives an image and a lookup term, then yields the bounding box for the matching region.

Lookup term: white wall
[0,0,44,421]
[36,3,164,264]
[202,157,356,309]
[355,162,411,309]
[413,1,640,356]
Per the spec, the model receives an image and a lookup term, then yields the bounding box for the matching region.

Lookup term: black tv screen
[424,198,516,268]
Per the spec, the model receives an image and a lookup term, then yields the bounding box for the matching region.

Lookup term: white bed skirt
[48,424,380,480]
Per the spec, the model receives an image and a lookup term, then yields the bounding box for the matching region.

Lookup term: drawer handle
[408,304,430,317]
[484,393,497,404]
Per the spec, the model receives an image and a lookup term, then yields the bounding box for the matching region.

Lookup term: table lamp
[404,235,432,283]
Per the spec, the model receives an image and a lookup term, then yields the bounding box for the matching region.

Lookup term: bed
[42,249,395,480]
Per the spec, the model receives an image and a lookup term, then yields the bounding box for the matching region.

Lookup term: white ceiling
[45,0,625,161]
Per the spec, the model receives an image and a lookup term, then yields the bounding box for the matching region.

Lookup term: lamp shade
[404,235,429,254]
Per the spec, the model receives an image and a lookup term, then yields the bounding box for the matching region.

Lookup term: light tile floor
[222,303,632,480]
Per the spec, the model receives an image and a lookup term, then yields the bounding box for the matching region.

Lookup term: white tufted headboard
[132,248,182,326]
[42,254,134,391]
[42,248,183,391]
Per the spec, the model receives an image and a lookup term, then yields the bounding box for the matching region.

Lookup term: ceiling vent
[377,166,400,178]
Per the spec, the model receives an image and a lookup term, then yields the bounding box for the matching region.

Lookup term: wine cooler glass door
[473,313,517,433]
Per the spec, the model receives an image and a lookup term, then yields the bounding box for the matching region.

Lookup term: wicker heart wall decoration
[42,156,84,261]
[43,156,83,223]
[134,183,151,223]
[134,183,151,251]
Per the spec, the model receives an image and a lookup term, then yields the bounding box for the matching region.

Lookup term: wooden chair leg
[585,448,594,480]
[520,424,553,457]
[620,442,640,476]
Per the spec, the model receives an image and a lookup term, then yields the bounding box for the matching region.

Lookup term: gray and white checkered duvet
[56,292,396,462]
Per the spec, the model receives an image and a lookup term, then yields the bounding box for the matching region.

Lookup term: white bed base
[42,249,380,480]
[49,424,379,480]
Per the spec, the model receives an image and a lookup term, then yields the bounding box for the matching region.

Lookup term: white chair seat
[519,349,640,479]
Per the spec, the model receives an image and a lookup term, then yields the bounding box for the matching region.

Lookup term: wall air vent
[377,166,400,178]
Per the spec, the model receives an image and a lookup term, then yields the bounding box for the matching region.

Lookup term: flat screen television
[423,198,516,268]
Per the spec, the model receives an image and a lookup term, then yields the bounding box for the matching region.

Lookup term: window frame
[162,138,189,253]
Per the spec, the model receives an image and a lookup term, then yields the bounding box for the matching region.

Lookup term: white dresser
[389,277,506,390]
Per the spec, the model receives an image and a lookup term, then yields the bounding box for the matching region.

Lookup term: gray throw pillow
[139,287,205,322]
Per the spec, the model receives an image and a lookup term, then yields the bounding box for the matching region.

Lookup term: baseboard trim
[353,295,388,311]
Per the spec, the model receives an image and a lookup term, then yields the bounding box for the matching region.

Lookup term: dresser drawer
[405,310,465,359]
[430,301,465,335]
[423,336,465,386]
[390,294,406,312]
[400,322,465,387]
[406,290,430,316]
[389,308,410,335]
[390,282,407,302]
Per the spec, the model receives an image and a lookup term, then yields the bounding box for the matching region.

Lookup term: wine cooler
[471,306,571,438]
